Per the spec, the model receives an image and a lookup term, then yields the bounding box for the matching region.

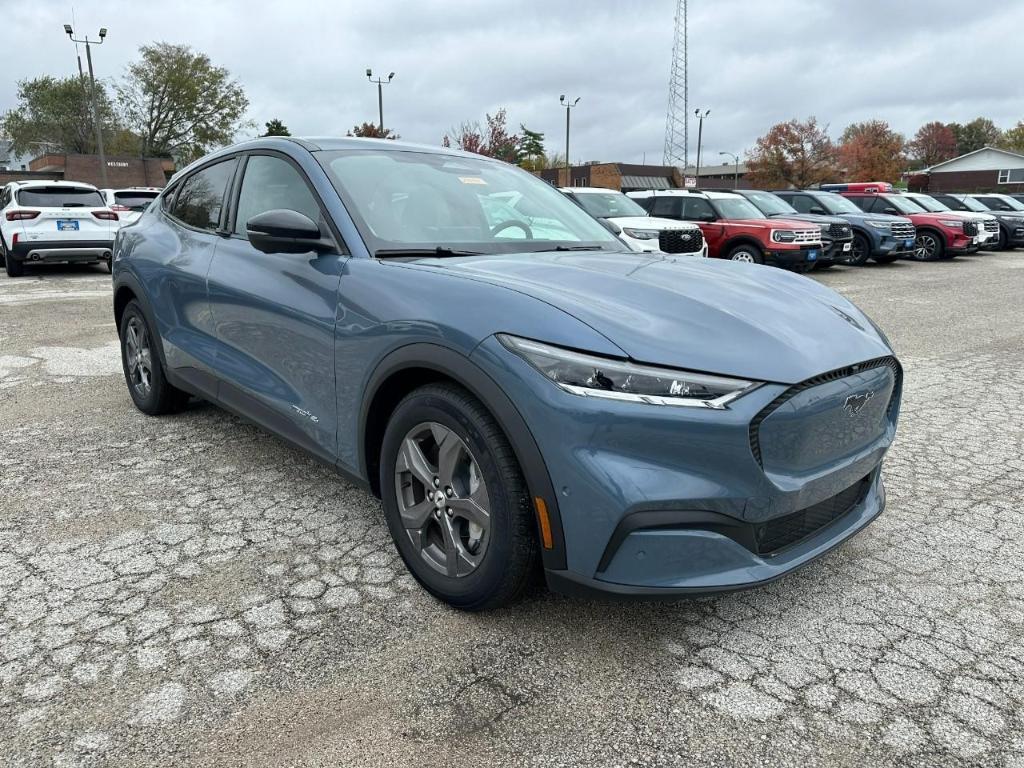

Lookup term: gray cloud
[1,0,1021,165]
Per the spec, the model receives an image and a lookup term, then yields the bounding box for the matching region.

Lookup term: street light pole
[366,69,395,134]
[694,108,710,185]
[719,151,739,189]
[64,24,109,188]
[560,95,580,186]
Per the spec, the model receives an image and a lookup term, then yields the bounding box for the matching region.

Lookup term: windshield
[815,193,863,215]
[17,187,104,208]
[742,191,797,216]
[711,197,766,219]
[906,195,947,213]
[977,195,1024,212]
[114,191,159,212]
[571,191,648,218]
[881,195,923,215]
[319,149,620,255]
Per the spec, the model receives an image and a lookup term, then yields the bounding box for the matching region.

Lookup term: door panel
[207,153,346,461]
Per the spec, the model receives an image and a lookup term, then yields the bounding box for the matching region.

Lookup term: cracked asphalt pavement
[1,253,1023,767]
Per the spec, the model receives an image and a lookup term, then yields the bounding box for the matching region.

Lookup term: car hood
[606,216,700,231]
[419,251,891,384]
[831,211,912,225]
[767,212,847,225]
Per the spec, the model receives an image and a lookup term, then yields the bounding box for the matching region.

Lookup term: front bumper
[821,237,853,264]
[473,337,901,598]
[766,244,824,266]
[10,239,115,264]
[875,235,916,256]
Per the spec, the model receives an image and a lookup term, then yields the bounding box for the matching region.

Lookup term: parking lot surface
[1,253,1023,767]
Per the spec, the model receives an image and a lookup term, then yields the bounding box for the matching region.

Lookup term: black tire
[726,244,764,264]
[848,233,872,266]
[101,258,112,273]
[913,231,944,261]
[996,227,1009,251]
[118,300,189,415]
[379,383,538,611]
[2,241,25,277]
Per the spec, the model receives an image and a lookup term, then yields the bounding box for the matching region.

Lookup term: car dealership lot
[1,255,1023,766]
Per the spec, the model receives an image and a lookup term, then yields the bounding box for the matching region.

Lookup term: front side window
[234,155,322,235]
[977,195,1024,211]
[878,194,921,215]
[681,197,716,220]
[17,186,104,207]
[649,196,681,218]
[320,149,619,254]
[170,158,238,230]
[572,191,648,219]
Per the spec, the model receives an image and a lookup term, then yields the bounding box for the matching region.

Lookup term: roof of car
[559,187,625,194]
[629,189,742,200]
[11,180,99,190]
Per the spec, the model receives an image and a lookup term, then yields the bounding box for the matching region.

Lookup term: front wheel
[726,244,764,264]
[997,227,1009,251]
[380,383,538,611]
[913,231,944,261]
[848,233,872,266]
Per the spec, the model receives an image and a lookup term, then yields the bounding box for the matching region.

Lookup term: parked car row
[612,181,1014,271]
[0,180,160,276]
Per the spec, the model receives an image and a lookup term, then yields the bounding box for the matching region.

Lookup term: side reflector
[533,497,553,550]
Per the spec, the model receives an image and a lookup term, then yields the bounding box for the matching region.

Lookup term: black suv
[731,189,853,268]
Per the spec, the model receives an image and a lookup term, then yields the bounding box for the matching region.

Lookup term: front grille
[790,229,821,244]
[829,222,852,239]
[963,221,979,237]
[984,220,999,233]
[748,356,901,468]
[659,228,704,254]
[891,222,916,239]
[753,476,871,555]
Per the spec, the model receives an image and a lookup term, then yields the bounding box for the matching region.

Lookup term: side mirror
[246,209,332,254]
[697,213,716,222]
[884,207,899,215]
[809,206,826,215]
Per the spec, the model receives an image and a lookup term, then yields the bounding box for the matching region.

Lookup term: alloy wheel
[124,317,153,397]
[914,234,938,261]
[393,422,490,578]
[730,250,756,263]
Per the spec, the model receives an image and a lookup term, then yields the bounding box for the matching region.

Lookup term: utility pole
[560,95,580,186]
[64,23,109,187]
[365,69,395,134]
[719,151,739,189]
[694,109,710,183]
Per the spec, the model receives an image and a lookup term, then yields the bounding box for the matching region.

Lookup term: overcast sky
[1,0,1022,167]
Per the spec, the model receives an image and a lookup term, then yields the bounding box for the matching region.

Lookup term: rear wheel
[913,231,944,261]
[380,383,538,611]
[849,233,872,266]
[119,300,189,415]
[4,256,24,277]
[726,244,764,264]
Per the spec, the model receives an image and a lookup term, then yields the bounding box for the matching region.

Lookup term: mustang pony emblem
[844,391,874,416]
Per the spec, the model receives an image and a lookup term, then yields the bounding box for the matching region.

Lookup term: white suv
[560,187,707,256]
[100,187,162,226]
[0,181,118,277]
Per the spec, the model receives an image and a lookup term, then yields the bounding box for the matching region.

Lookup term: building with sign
[0,152,174,188]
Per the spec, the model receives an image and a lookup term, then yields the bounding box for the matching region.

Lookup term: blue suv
[113,138,902,609]
[773,189,916,266]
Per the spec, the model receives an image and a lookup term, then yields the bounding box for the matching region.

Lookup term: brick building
[912,146,1024,193]
[0,152,174,188]
[538,160,750,191]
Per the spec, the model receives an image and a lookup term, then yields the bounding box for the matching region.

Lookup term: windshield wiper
[529,245,606,252]
[375,247,484,259]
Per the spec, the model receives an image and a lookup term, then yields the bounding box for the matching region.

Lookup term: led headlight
[621,228,660,240]
[499,335,761,409]
[1004,216,1024,225]
[771,229,797,243]
[938,219,963,228]
[866,220,892,230]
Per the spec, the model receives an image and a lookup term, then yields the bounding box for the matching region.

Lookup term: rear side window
[233,155,321,235]
[170,159,238,230]
[847,196,873,212]
[114,191,160,212]
[650,196,681,218]
[17,187,104,207]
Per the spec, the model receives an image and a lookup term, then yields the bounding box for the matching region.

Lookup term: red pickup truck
[820,184,977,260]
[627,190,824,269]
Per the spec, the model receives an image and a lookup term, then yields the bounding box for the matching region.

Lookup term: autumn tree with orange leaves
[838,120,907,182]
[745,117,839,189]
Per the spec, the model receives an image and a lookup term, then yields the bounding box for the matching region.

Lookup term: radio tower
[662,0,688,168]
